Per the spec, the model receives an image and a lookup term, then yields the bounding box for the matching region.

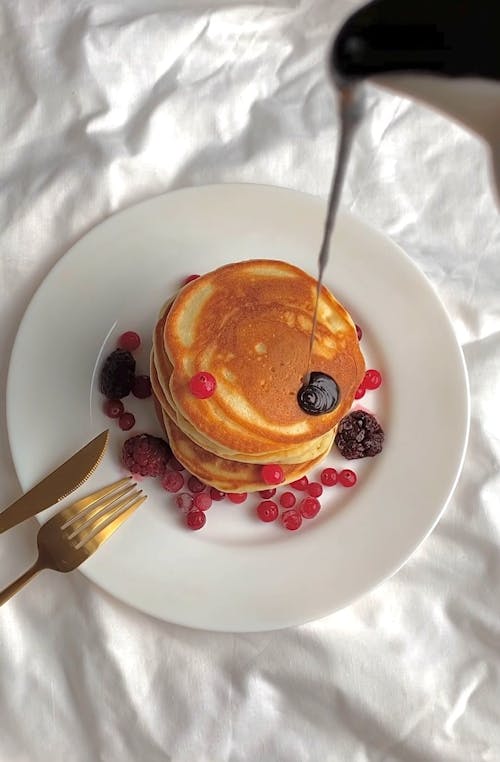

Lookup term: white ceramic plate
[7,184,469,632]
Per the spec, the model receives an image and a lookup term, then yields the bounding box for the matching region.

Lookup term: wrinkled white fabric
[1,1,500,760]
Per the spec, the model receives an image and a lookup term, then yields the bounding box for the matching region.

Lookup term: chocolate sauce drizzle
[297,372,339,416]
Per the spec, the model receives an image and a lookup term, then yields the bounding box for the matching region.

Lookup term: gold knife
[0,430,109,533]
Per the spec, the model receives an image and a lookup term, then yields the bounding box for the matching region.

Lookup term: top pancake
[163,259,365,455]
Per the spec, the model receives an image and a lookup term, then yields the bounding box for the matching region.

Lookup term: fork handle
[0,558,46,607]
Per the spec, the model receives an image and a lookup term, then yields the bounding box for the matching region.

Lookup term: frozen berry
[299,496,321,519]
[281,509,302,531]
[259,488,276,499]
[162,471,185,492]
[320,468,337,486]
[335,410,384,459]
[257,500,279,522]
[290,476,309,491]
[122,434,171,477]
[183,274,200,285]
[210,487,226,501]
[307,482,323,498]
[132,375,152,399]
[356,324,362,341]
[118,331,141,352]
[100,349,136,399]
[364,369,382,390]
[118,412,135,431]
[187,475,205,493]
[168,457,185,471]
[339,469,357,487]
[189,372,216,399]
[279,492,296,509]
[227,493,247,504]
[175,493,194,513]
[103,399,124,418]
[354,385,366,400]
[194,493,212,511]
[261,464,284,485]
[186,509,206,530]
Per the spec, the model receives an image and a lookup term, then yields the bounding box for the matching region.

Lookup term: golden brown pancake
[162,260,365,457]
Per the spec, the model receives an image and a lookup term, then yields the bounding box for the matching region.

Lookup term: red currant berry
[281,509,302,531]
[256,500,279,522]
[261,464,284,485]
[227,493,247,504]
[186,509,206,530]
[320,468,338,487]
[210,487,226,501]
[364,369,382,390]
[299,496,321,519]
[356,324,362,341]
[104,399,124,419]
[175,493,194,513]
[162,471,185,492]
[307,482,323,498]
[187,475,205,493]
[279,491,296,508]
[132,375,152,399]
[189,372,216,399]
[339,469,357,488]
[183,274,200,285]
[168,457,185,472]
[118,412,135,431]
[290,476,309,491]
[259,488,276,499]
[354,385,366,400]
[194,493,212,511]
[118,331,141,351]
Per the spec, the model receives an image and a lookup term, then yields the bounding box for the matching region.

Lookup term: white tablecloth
[1,2,499,760]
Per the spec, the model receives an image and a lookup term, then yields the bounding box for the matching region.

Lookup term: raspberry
[118,412,135,431]
[256,500,279,522]
[100,349,136,399]
[299,496,321,519]
[281,509,302,531]
[168,457,185,472]
[194,493,212,511]
[186,509,206,530]
[118,331,141,352]
[335,411,384,459]
[320,468,337,486]
[187,475,205,493]
[227,493,247,504]
[261,464,284,485]
[339,469,357,487]
[183,274,200,285]
[103,399,124,419]
[279,492,296,508]
[175,493,194,513]
[364,369,382,390]
[210,488,226,501]
[189,372,216,399]
[307,482,323,498]
[290,476,309,491]
[132,375,152,399]
[259,488,276,499]
[162,471,185,492]
[122,434,171,477]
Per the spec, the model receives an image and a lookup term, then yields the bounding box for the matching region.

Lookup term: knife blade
[0,429,109,533]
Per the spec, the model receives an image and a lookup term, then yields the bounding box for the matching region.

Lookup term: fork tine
[65,485,139,539]
[74,494,147,550]
[60,477,132,530]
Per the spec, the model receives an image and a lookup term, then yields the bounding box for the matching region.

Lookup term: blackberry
[122,434,171,477]
[335,410,384,459]
[100,349,136,399]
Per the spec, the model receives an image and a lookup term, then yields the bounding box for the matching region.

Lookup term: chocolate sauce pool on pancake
[299,84,364,416]
[297,372,340,416]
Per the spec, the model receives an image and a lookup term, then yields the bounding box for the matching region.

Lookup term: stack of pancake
[150,260,365,492]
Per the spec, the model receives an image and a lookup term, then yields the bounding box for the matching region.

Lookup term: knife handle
[0,557,46,607]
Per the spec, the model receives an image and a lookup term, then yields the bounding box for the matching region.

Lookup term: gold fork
[0,477,146,607]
